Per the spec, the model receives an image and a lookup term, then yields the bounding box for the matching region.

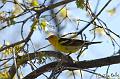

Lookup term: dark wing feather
[59,38,89,46]
[59,38,101,46]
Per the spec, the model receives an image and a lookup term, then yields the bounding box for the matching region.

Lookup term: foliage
[76,0,85,9]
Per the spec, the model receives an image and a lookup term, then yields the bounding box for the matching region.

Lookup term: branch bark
[36,0,74,14]
[8,51,72,79]
[23,54,120,79]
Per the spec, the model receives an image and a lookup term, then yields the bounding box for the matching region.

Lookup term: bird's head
[46,35,58,42]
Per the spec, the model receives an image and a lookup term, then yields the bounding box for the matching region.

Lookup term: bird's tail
[88,41,102,45]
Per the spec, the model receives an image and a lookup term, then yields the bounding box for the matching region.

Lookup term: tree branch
[36,0,74,14]
[8,51,72,79]
[77,0,112,35]
[23,54,120,79]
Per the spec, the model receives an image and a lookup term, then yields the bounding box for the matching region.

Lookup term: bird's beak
[45,38,48,40]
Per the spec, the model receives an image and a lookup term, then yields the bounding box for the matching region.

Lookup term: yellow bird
[46,35,101,54]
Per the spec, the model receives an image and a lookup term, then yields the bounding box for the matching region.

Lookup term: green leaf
[40,20,48,30]
[31,0,39,7]
[1,0,7,3]
[107,8,116,16]
[76,0,84,9]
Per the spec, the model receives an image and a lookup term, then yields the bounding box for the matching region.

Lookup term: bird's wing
[58,38,88,46]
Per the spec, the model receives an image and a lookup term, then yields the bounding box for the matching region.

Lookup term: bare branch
[23,54,120,79]
[8,51,72,79]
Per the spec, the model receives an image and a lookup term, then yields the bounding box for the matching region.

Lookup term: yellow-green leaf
[107,8,116,16]
[1,0,7,3]
[31,0,39,7]
[95,27,106,36]
[59,8,70,17]
[76,0,84,9]
[12,4,23,16]
[0,71,10,79]
[40,20,48,30]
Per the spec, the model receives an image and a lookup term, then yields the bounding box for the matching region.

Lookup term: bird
[46,35,101,54]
